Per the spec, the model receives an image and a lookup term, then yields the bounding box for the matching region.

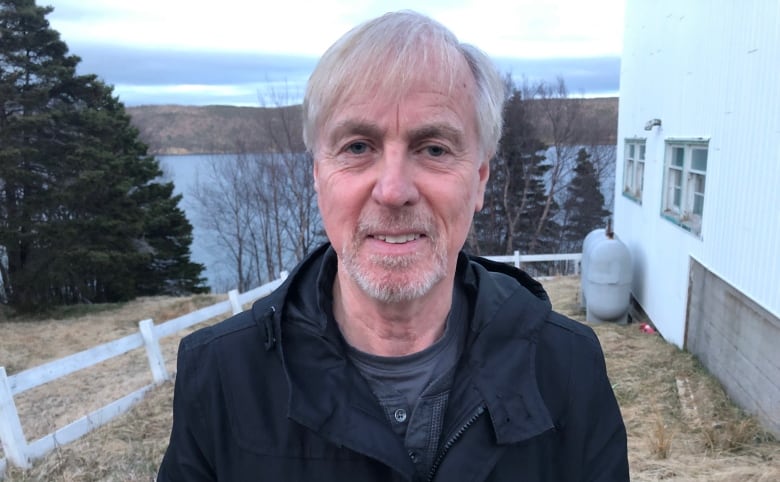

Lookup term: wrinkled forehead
[308,38,478,149]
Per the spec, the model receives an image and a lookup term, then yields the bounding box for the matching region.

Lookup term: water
[157,154,237,291]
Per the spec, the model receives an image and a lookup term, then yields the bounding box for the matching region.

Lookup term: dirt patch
[2,278,779,481]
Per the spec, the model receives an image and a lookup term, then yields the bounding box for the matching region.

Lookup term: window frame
[622,138,646,203]
[661,139,709,237]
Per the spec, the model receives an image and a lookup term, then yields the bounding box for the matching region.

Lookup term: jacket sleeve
[569,332,630,481]
[157,337,216,481]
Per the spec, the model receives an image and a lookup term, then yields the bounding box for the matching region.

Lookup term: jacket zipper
[426,404,486,482]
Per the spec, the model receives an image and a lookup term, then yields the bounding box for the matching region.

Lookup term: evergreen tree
[561,148,611,251]
[0,0,205,309]
[470,87,554,255]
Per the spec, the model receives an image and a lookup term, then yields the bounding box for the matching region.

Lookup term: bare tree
[472,76,617,258]
[190,85,323,292]
[190,153,261,292]
[252,86,322,273]
[525,77,585,252]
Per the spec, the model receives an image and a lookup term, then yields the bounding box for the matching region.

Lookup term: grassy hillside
[127,98,618,156]
[127,104,304,155]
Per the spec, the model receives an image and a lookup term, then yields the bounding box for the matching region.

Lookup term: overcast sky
[44,0,625,106]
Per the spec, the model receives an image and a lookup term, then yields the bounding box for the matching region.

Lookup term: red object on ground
[639,323,656,334]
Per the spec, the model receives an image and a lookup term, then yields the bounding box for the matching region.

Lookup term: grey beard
[340,210,447,303]
[341,242,447,304]
[344,251,447,303]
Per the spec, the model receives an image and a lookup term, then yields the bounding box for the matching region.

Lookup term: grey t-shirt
[346,286,467,478]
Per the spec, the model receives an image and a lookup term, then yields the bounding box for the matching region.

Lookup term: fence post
[0,367,30,469]
[513,250,521,269]
[228,289,241,315]
[138,319,169,384]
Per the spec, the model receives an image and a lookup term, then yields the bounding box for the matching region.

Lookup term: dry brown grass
[2,278,779,481]
[549,276,780,481]
[1,294,223,481]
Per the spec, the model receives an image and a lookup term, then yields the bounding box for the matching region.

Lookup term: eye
[425,145,447,157]
[346,141,370,155]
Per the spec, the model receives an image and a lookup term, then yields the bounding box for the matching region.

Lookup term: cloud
[68,44,618,106]
[71,45,315,86]
[48,0,624,59]
[51,0,622,107]
[497,57,621,96]
[69,45,315,105]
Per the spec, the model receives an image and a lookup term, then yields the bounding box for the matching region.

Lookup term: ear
[474,157,490,212]
[313,157,320,193]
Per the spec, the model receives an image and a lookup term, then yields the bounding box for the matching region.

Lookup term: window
[623,139,646,202]
[662,140,708,236]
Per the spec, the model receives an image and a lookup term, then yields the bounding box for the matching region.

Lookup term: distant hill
[127,104,304,155]
[127,97,618,156]
[543,96,619,145]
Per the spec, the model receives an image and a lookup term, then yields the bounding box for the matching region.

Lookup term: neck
[332,270,454,357]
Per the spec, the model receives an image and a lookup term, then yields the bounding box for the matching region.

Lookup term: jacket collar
[253,243,555,459]
[459,258,556,443]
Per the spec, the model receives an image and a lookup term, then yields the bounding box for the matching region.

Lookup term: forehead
[323,51,477,131]
[320,83,477,152]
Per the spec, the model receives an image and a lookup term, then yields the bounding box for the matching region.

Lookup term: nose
[371,147,420,207]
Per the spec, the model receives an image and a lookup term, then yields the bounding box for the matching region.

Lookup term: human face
[313,64,489,304]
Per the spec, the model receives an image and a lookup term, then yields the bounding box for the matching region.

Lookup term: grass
[1,301,129,322]
[2,277,779,481]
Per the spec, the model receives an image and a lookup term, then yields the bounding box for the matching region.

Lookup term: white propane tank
[581,227,632,324]
[580,228,606,309]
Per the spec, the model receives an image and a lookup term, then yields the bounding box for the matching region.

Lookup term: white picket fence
[483,251,582,276]
[0,251,582,477]
[0,272,288,476]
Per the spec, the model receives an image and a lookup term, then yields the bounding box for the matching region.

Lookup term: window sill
[622,191,643,205]
[661,212,702,239]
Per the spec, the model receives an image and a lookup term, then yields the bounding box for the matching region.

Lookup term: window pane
[672,147,685,167]
[668,169,682,209]
[628,144,635,158]
[693,173,706,194]
[639,144,646,160]
[636,162,644,196]
[692,149,708,171]
[693,193,704,215]
[692,173,705,215]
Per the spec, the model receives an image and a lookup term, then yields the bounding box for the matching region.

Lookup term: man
[158,10,629,481]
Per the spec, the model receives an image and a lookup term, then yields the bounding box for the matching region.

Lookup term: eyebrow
[407,124,466,151]
[327,120,385,147]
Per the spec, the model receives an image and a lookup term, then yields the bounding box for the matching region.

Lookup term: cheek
[317,177,361,232]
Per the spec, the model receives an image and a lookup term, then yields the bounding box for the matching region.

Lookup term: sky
[43,0,625,107]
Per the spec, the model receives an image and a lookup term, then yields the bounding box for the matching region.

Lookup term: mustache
[355,210,436,237]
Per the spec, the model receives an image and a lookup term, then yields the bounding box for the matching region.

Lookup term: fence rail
[483,251,582,276]
[0,252,581,477]
[0,272,288,476]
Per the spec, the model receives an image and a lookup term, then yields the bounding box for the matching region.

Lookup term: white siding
[615,0,780,346]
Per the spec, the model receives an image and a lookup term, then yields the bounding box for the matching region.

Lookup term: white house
[614,0,779,435]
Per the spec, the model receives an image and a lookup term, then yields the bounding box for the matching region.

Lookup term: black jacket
[158,244,629,481]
